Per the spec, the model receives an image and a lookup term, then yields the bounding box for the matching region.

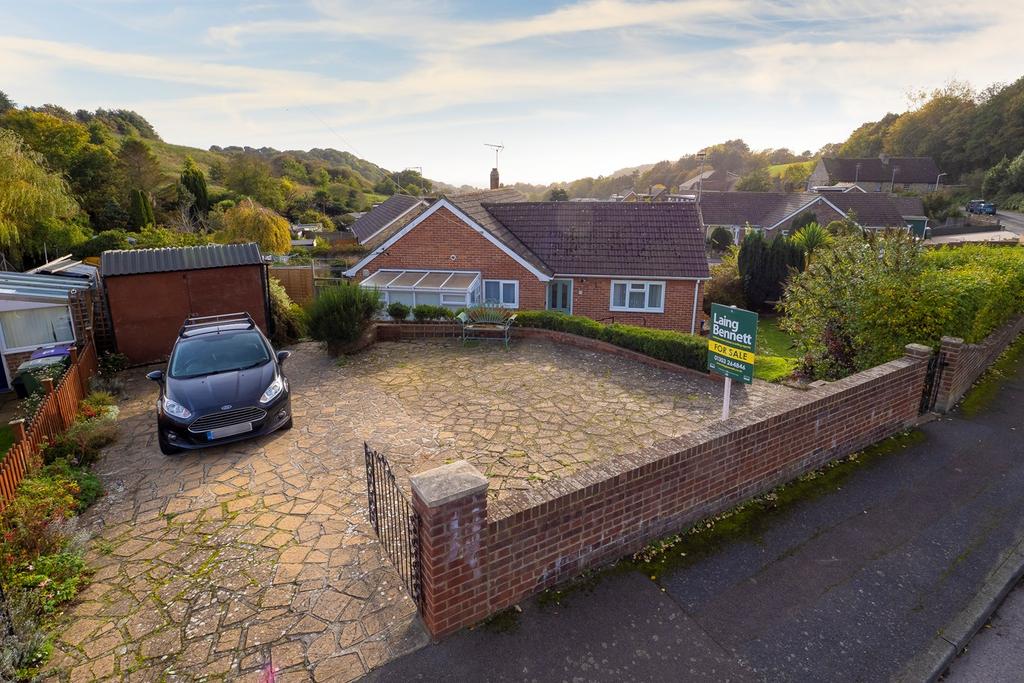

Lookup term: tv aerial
[484,142,504,168]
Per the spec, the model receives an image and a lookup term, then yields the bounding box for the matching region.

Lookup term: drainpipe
[690,280,701,335]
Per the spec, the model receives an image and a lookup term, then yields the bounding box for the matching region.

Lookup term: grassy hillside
[767,159,816,179]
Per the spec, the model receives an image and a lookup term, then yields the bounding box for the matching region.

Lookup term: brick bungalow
[700,190,921,243]
[344,189,709,333]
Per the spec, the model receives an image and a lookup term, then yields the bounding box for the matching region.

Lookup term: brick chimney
[490,167,499,190]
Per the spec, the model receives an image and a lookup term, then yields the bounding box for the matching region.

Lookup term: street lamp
[935,172,947,190]
[890,164,900,193]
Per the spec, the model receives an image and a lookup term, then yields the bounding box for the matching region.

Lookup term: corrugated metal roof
[101,243,264,277]
[0,271,90,302]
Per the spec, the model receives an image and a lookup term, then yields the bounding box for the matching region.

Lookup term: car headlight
[259,376,285,405]
[162,396,192,420]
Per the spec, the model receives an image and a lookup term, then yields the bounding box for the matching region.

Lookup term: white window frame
[609,280,665,313]
[482,279,519,309]
[0,304,76,353]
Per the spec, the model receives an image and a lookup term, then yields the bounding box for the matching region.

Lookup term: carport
[101,243,270,365]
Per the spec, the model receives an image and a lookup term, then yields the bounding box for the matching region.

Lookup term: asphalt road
[366,354,1024,682]
[996,209,1024,235]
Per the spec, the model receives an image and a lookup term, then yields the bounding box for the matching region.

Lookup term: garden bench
[457,307,517,349]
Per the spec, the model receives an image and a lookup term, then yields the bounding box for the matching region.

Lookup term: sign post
[707,303,758,420]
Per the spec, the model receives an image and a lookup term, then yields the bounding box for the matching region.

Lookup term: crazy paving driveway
[45,339,793,681]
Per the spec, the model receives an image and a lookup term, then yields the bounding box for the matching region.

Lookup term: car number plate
[207,422,253,440]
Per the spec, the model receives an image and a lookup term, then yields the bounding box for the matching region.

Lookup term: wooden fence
[270,265,315,306]
[0,341,99,511]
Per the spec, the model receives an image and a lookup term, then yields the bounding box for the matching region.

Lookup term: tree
[118,137,163,194]
[735,167,771,192]
[0,128,80,246]
[982,157,1010,198]
[128,189,155,230]
[224,154,284,210]
[737,231,803,309]
[709,226,734,251]
[179,156,209,215]
[218,199,291,254]
[0,90,14,113]
[781,163,812,192]
[790,223,831,267]
[547,188,569,201]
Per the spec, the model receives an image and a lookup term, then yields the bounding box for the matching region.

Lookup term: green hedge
[514,310,708,372]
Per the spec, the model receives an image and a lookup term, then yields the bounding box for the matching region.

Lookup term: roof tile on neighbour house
[100,243,264,277]
[697,191,819,228]
[482,201,709,279]
[819,192,910,228]
[349,194,425,244]
[822,157,941,184]
[891,195,927,217]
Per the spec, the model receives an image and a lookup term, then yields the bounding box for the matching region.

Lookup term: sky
[1,1,1022,187]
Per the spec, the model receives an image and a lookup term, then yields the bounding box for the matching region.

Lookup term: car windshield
[169,331,271,379]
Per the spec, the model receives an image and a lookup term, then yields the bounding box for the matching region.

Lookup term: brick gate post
[410,460,490,639]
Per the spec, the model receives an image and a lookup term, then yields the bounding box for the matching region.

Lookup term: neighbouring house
[699,191,917,242]
[0,271,96,391]
[807,155,943,193]
[101,243,270,365]
[349,194,428,249]
[891,196,929,237]
[678,168,740,193]
[345,188,709,333]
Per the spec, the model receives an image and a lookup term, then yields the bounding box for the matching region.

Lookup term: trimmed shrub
[306,283,382,354]
[709,226,734,251]
[387,302,411,321]
[514,310,707,372]
[411,304,455,322]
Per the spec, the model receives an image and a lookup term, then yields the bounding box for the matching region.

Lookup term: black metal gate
[364,443,422,609]
[920,352,947,413]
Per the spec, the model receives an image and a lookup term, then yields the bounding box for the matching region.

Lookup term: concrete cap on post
[410,460,488,508]
[940,336,965,349]
[904,343,933,362]
[8,419,25,443]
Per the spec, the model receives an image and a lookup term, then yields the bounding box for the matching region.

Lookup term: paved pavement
[368,345,1024,681]
[45,339,790,681]
[944,579,1024,681]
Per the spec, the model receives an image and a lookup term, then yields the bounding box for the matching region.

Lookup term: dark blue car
[147,313,292,455]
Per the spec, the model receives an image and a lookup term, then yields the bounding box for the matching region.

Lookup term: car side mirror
[276,350,292,364]
[146,370,164,382]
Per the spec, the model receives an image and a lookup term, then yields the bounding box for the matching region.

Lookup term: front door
[547,279,572,314]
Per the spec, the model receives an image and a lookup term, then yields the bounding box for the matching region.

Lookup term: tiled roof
[891,195,926,217]
[822,157,941,184]
[482,202,709,279]
[101,243,264,277]
[350,194,425,244]
[447,189,552,276]
[363,202,429,250]
[698,192,819,228]
[818,193,910,228]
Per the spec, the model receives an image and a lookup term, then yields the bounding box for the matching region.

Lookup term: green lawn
[766,159,817,179]
[754,315,800,382]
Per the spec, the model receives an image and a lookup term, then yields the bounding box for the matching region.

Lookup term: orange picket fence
[0,341,99,511]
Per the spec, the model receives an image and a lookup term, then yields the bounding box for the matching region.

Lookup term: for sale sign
[708,303,758,384]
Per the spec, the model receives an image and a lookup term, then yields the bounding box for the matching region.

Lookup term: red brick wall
[934,315,1024,412]
[411,344,932,637]
[568,277,701,332]
[358,206,547,310]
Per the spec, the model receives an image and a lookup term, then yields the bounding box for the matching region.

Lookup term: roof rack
[179,312,256,337]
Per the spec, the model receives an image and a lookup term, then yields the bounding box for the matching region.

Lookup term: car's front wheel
[158,431,183,456]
